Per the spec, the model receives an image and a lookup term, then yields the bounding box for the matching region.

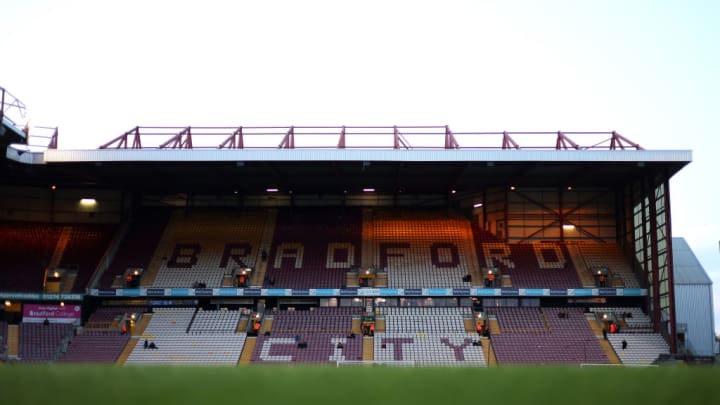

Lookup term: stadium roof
[672,238,712,285]
[0,86,28,146]
[2,125,692,194]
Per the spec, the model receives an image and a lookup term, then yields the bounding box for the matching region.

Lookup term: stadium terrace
[4,88,715,367]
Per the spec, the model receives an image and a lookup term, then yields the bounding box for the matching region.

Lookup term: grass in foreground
[0,364,718,405]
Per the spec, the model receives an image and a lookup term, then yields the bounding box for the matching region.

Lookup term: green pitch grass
[0,364,717,405]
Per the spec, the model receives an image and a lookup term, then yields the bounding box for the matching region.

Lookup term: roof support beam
[219,127,244,149]
[159,127,193,149]
[445,125,460,149]
[556,131,580,150]
[610,131,643,150]
[502,131,520,149]
[278,126,295,149]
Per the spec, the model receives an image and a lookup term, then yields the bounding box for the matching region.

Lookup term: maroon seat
[490,307,608,365]
[0,222,62,291]
[59,330,130,363]
[264,208,361,289]
[18,323,74,362]
[472,226,582,289]
[100,209,170,288]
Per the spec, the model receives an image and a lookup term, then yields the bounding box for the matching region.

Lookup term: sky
[2,0,719,334]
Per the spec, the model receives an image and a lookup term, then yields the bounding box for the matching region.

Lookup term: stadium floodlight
[79,198,97,206]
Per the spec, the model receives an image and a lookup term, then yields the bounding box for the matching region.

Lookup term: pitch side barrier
[87,287,647,298]
[0,292,84,301]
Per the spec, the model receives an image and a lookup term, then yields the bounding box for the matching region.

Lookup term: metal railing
[99,125,643,151]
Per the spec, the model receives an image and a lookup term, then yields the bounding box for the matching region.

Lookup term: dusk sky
[2,1,718,332]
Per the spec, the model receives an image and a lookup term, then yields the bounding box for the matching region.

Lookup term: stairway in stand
[238,337,256,365]
[48,227,73,270]
[599,339,622,364]
[481,337,497,367]
[362,336,374,361]
[251,209,278,287]
[463,318,477,333]
[236,317,249,333]
[135,314,153,336]
[140,212,178,287]
[586,314,620,364]
[60,271,77,292]
[6,325,19,358]
[566,243,595,287]
[260,318,273,334]
[116,339,138,365]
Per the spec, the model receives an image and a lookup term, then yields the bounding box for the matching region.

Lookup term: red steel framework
[98,126,643,151]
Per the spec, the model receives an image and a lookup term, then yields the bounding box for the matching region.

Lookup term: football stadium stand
[264,208,361,289]
[0,114,700,366]
[489,307,608,365]
[373,307,485,366]
[18,322,74,362]
[371,210,479,289]
[0,222,62,291]
[251,308,363,364]
[59,330,130,363]
[575,242,642,288]
[588,306,669,364]
[146,210,268,288]
[99,209,171,289]
[473,229,583,289]
[0,320,7,359]
[124,308,247,366]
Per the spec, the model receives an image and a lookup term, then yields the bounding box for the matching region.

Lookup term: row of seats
[378,307,473,316]
[608,333,670,365]
[372,212,476,289]
[264,208,362,289]
[374,306,486,366]
[59,330,129,363]
[125,307,248,366]
[589,306,654,331]
[474,228,585,289]
[86,306,145,325]
[125,335,247,366]
[188,308,241,334]
[575,242,642,288]
[251,307,360,364]
[374,333,486,366]
[588,306,669,364]
[0,321,7,358]
[151,210,268,288]
[252,333,363,363]
[1,211,644,292]
[490,307,609,365]
[18,323,74,362]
